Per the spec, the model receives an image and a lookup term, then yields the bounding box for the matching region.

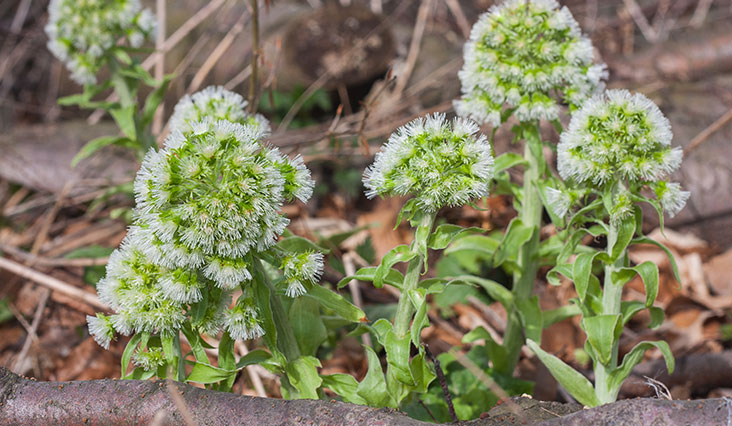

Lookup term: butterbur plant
[448,0,607,386]
[46,0,169,166]
[87,87,366,399]
[528,90,686,406]
[337,114,495,407]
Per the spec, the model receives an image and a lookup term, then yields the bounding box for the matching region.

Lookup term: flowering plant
[441,1,608,402]
[86,88,365,398]
[46,0,169,167]
[529,90,685,406]
[338,113,495,407]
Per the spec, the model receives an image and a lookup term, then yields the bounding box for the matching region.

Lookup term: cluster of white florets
[45,0,156,85]
[169,86,271,135]
[557,89,689,220]
[455,0,606,126]
[281,252,324,297]
[363,114,494,212]
[89,87,319,349]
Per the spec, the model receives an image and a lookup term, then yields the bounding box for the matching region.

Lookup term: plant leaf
[581,314,621,365]
[285,356,322,399]
[527,339,600,407]
[306,285,366,323]
[494,218,534,267]
[357,345,395,407]
[187,362,236,384]
[71,136,134,167]
[337,266,404,289]
[445,234,500,258]
[321,374,367,405]
[427,224,484,251]
[374,245,415,288]
[608,340,674,394]
[289,296,328,356]
[494,152,527,173]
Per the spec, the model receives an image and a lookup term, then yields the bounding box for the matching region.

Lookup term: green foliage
[259,85,332,128]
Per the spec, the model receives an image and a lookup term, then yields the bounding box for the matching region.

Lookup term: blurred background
[1,0,732,407]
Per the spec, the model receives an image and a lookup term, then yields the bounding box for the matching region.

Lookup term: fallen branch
[3,367,732,425]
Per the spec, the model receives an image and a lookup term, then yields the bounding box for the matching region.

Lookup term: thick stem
[500,125,544,375]
[594,222,624,404]
[392,213,435,339]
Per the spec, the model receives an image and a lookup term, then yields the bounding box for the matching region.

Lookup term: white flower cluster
[281,252,324,297]
[557,89,689,219]
[455,0,606,126]
[169,86,271,135]
[363,113,494,212]
[88,87,318,349]
[45,0,156,85]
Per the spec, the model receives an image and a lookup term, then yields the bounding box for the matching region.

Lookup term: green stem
[594,221,624,404]
[256,259,301,362]
[393,213,435,339]
[500,124,544,376]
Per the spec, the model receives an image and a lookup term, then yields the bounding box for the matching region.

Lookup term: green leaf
[427,224,484,251]
[219,332,236,371]
[277,236,329,254]
[409,351,435,394]
[581,314,621,365]
[121,334,143,379]
[608,340,674,394]
[631,236,681,283]
[611,217,636,261]
[494,218,534,267]
[573,252,607,301]
[64,245,115,259]
[285,356,322,399]
[337,266,404,289]
[181,322,210,364]
[516,296,543,343]
[0,299,12,324]
[141,74,173,127]
[374,245,415,288]
[445,233,501,260]
[71,136,134,167]
[449,275,513,309]
[109,105,137,140]
[613,261,659,307]
[527,339,599,407]
[494,152,527,173]
[289,296,328,356]
[648,307,665,329]
[251,270,284,365]
[411,289,429,347]
[187,362,236,384]
[386,330,414,386]
[543,304,582,327]
[236,349,272,369]
[306,285,366,323]
[463,326,508,372]
[357,346,395,407]
[321,374,367,405]
[547,263,573,286]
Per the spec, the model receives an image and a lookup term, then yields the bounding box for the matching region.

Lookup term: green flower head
[363,113,494,212]
[455,0,606,126]
[169,86,271,135]
[45,0,156,85]
[133,120,314,288]
[94,229,193,339]
[557,89,689,218]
